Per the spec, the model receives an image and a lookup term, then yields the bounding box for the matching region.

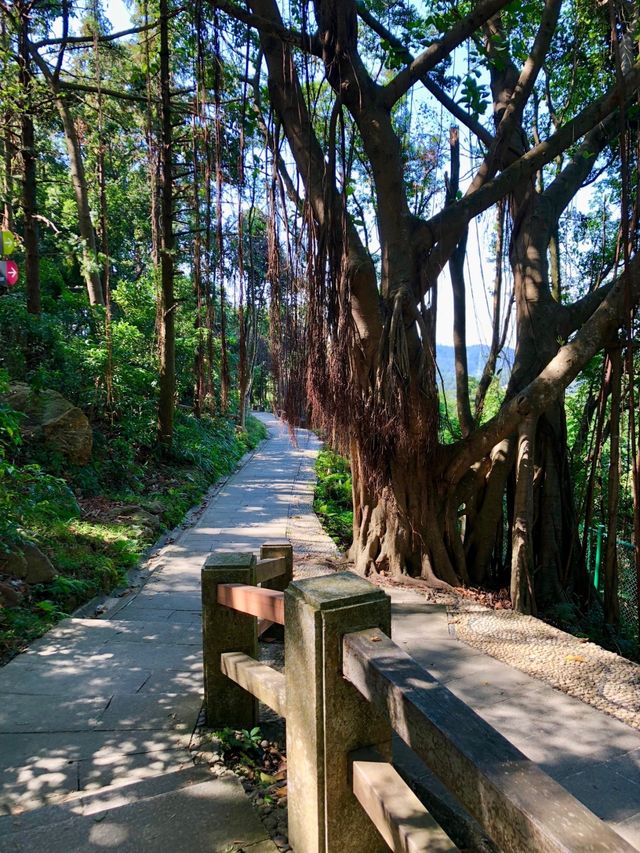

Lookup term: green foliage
[0,411,266,661]
[314,449,353,551]
[214,726,263,764]
[0,369,81,550]
[546,597,639,663]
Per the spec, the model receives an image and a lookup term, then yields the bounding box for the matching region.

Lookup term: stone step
[0,768,277,853]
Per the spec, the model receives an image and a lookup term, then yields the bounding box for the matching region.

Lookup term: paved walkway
[0,414,324,850]
[389,592,640,849]
[1,414,640,850]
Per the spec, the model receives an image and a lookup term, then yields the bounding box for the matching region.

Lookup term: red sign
[6,260,18,286]
[0,260,18,287]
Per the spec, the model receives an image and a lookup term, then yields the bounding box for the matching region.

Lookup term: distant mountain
[435,344,514,393]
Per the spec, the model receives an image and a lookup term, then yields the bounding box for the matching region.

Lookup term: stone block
[285,572,391,853]
[201,552,258,728]
[259,540,293,592]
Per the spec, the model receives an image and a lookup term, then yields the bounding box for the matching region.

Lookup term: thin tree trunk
[511,414,537,614]
[18,4,40,314]
[475,201,507,419]
[192,110,205,417]
[446,126,473,437]
[203,132,215,412]
[604,346,622,625]
[238,206,248,428]
[156,0,175,450]
[1,126,13,232]
[1,14,14,232]
[59,101,103,304]
[237,56,248,430]
[93,11,113,410]
[213,27,230,415]
[143,0,161,345]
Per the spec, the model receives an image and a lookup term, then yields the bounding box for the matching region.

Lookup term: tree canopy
[0,0,638,643]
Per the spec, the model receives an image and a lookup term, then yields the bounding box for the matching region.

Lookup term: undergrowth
[0,409,266,662]
[313,448,353,551]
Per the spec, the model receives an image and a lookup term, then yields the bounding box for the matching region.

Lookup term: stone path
[449,598,640,731]
[0,413,326,851]
[389,592,640,849]
[1,413,640,851]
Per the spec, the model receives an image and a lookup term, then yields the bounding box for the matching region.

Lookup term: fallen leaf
[259,772,276,784]
[369,635,382,642]
[564,654,587,663]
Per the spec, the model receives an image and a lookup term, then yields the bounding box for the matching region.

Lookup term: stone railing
[202,556,632,853]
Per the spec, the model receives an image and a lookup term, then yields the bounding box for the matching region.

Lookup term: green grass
[0,414,267,662]
[313,448,353,551]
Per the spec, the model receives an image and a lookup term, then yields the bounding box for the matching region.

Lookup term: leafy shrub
[314,449,353,550]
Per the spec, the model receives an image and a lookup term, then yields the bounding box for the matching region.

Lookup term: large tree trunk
[510,414,537,614]
[247,0,639,610]
[348,439,461,587]
[464,200,579,607]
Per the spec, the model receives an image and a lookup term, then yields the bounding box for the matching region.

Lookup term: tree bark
[510,415,537,614]
[18,3,40,314]
[604,347,622,625]
[156,0,176,450]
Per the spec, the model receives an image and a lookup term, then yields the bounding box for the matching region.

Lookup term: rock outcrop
[0,541,57,584]
[4,383,92,465]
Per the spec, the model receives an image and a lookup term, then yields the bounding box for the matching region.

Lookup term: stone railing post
[201,552,257,728]
[285,572,392,853]
[259,539,293,591]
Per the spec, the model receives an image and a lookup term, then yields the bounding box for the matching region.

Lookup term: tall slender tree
[17,0,40,314]
[156,0,176,449]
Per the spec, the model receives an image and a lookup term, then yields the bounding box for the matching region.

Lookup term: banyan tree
[216,0,640,614]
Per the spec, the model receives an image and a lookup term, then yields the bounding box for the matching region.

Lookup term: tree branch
[444,253,640,483]
[249,0,382,358]
[418,0,562,289]
[558,280,615,338]
[58,79,149,104]
[355,2,494,147]
[212,0,320,55]
[382,0,514,107]
[52,0,69,81]
[423,58,640,278]
[33,12,184,48]
[539,116,618,226]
